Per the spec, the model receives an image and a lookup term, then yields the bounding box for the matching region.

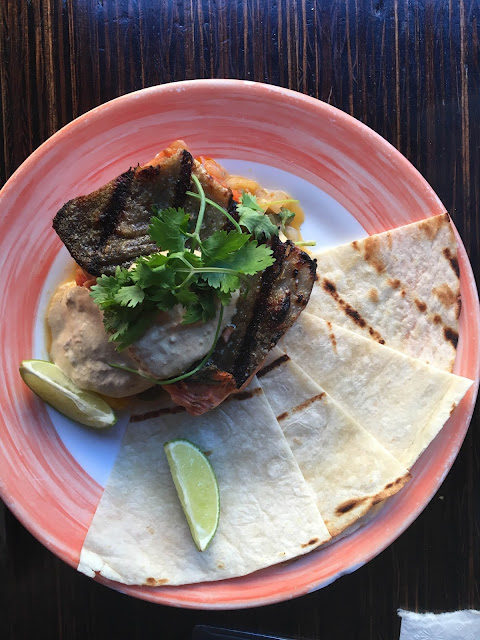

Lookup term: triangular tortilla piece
[78,379,330,586]
[257,348,410,537]
[308,213,460,371]
[278,313,473,469]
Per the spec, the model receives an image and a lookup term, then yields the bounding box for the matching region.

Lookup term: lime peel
[19,359,117,429]
[164,438,220,552]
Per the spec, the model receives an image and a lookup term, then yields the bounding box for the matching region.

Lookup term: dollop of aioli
[48,282,238,397]
[126,293,239,379]
[48,283,154,397]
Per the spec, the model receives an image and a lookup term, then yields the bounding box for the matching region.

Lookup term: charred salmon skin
[53,149,234,276]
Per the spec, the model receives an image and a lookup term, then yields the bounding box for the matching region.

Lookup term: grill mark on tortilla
[363,236,386,273]
[277,393,327,422]
[322,278,385,343]
[450,402,457,416]
[335,475,407,516]
[336,497,367,514]
[144,577,168,586]
[326,321,337,352]
[257,354,291,378]
[368,288,379,303]
[97,169,135,248]
[130,405,187,422]
[443,247,460,278]
[419,214,447,240]
[433,314,442,324]
[414,298,427,313]
[230,387,263,402]
[292,393,326,414]
[443,326,459,348]
[351,240,359,251]
[387,278,401,289]
[384,477,405,490]
[301,537,319,548]
[433,283,458,308]
[456,297,462,319]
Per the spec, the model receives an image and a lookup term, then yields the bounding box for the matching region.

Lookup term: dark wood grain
[1,1,479,639]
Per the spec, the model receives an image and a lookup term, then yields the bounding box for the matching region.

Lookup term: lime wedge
[19,359,117,429]
[164,439,220,551]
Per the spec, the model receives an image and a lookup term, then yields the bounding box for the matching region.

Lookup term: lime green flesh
[19,360,117,429]
[164,439,220,551]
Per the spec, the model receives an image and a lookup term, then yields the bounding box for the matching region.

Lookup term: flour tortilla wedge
[257,348,410,537]
[308,213,460,371]
[279,313,473,469]
[78,379,330,586]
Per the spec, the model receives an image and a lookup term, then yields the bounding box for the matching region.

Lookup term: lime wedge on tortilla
[19,359,117,429]
[164,439,220,551]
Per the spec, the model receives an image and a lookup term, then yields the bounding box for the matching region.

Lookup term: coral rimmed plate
[0,80,478,609]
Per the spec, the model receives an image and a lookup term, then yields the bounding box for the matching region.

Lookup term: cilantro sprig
[90,176,276,387]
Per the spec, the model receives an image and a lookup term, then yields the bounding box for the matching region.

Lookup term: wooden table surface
[1,1,479,639]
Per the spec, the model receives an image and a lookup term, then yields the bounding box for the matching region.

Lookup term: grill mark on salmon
[98,169,135,248]
[166,239,317,414]
[52,149,233,276]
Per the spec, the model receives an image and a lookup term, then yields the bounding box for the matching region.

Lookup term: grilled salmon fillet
[166,236,316,415]
[53,149,234,276]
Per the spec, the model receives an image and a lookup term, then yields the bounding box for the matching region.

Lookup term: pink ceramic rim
[0,80,478,609]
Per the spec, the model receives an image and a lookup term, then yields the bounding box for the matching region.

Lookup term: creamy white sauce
[48,282,238,397]
[127,293,238,379]
[48,283,154,397]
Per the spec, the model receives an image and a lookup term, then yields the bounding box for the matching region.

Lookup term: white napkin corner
[398,609,480,640]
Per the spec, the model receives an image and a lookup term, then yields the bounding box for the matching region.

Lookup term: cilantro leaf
[238,192,263,212]
[201,241,274,292]
[114,285,145,308]
[149,207,189,252]
[216,290,233,306]
[181,305,203,325]
[148,289,178,310]
[236,192,280,240]
[136,253,169,268]
[182,291,217,325]
[175,288,199,306]
[109,310,158,350]
[278,207,295,231]
[201,230,249,262]
[90,269,132,308]
[202,271,241,293]
[220,240,275,275]
[237,208,279,240]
